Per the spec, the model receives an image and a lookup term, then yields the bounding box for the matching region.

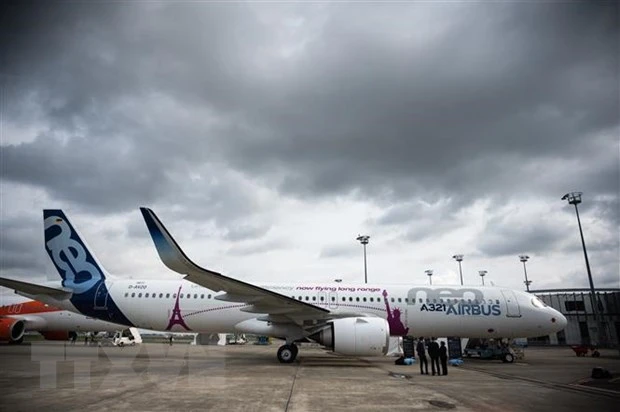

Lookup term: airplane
[0,208,567,363]
[0,298,127,344]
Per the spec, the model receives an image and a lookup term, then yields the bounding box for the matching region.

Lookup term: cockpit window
[531,297,547,308]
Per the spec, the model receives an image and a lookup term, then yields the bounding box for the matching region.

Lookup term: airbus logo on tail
[44,215,102,294]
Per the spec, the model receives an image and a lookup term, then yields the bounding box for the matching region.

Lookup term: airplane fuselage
[42,279,565,339]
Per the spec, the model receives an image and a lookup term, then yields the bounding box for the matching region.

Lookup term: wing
[140,207,330,321]
[0,277,72,300]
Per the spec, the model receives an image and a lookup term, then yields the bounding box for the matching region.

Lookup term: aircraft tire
[277,344,297,363]
[502,353,514,363]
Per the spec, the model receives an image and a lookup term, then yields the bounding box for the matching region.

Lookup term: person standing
[416,337,429,375]
[429,337,440,376]
[439,341,448,375]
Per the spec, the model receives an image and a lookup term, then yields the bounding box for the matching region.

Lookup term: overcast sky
[1,1,618,305]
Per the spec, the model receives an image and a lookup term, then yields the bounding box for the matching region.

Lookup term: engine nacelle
[309,317,389,356]
[0,318,26,343]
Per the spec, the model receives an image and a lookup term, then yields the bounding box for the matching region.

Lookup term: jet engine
[309,317,389,356]
[0,318,26,344]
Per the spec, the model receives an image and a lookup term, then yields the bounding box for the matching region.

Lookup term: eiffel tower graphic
[166,286,191,331]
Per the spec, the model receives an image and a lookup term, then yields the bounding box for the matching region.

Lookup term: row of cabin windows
[123,291,500,306]
[288,295,501,305]
[124,292,213,299]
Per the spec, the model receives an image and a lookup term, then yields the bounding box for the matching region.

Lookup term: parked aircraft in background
[0,299,125,344]
[0,209,567,362]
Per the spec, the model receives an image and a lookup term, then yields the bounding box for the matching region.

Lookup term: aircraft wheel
[502,353,514,363]
[277,344,297,363]
[291,343,299,359]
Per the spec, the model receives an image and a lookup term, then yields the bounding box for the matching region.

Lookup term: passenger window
[166,293,170,298]
[320,296,324,301]
[496,300,500,304]
[349,297,353,301]
[305,296,309,301]
[201,294,204,299]
[398,298,402,303]
[370,297,374,302]
[194,294,198,299]
[159,293,163,298]
[331,297,335,302]
[173,294,177,298]
[391,298,395,303]
[138,293,142,298]
[180,294,184,298]
[312,296,316,301]
[405,298,408,303]
[153,294,156,298]
[145,293,149,298]
[125,293,128,297]
[356,297,360,302]
[419,298,423,303]
[298,296,302,300]
[342,297,346,302]
[363,297,367,302]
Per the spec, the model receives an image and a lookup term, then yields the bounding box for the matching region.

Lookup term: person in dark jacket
[428,337,440,375]
[439,341,448,375]
[416,337,429,375]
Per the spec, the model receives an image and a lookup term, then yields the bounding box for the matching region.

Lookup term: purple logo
[383,290,409,336]
[166,286,191,331]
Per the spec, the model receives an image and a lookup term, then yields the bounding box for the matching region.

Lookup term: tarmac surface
[0,341,618,411]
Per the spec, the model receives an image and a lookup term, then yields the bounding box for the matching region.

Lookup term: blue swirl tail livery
[40,209,133,326]
[44,209,109,293]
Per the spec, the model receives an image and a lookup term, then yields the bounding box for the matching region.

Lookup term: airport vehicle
[112,328,141,346]
[0,299,127,344]
[463,344,516,363]
[0,209,567,363]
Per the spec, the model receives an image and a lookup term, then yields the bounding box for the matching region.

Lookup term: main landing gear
[277,343,299,363]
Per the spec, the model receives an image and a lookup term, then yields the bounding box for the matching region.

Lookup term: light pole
[425,270,433,285]
[356,235,370,284]
[519,255,532,292]
[478,270,487,286]
[562,192,603,346]
[452,254,464,285]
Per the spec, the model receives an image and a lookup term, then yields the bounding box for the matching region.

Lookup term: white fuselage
[46,279,566,339]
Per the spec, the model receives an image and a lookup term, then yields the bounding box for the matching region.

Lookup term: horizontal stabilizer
[0,277,72,299]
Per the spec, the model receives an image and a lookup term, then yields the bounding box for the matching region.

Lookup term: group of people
[415,337,448,376]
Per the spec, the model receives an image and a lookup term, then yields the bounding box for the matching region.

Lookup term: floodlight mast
[425,269,433,285]
[519,255,532,292]
[452,254,464,285]
[562,192,604,346]
[356,235,370,284]
[478,270,487,286]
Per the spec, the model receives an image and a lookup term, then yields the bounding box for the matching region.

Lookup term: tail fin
[43,210,108,294]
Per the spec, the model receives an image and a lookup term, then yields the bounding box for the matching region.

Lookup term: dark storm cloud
[0,1,618,284]
[2,2,617,210]
[477,219,565,258]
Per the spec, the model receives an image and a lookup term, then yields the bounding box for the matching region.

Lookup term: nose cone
[550,309,567,332]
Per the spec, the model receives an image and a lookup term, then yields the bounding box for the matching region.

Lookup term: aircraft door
[94,282,109,310]
[328,291,339,309]
[501,290,521,318]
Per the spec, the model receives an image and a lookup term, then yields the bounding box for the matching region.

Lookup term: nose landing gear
[277,343,299,363]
